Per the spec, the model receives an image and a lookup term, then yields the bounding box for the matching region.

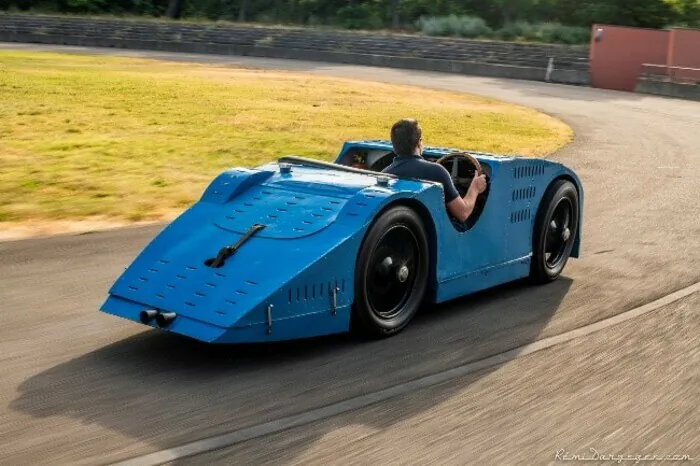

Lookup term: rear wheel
[352,205,430,338]
[530,179,579,284]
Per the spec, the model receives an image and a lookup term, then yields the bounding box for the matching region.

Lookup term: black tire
[352,205,430,339]
[530,179,579,284]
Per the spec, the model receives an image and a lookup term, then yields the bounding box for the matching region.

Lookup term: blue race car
[100,140,583,343]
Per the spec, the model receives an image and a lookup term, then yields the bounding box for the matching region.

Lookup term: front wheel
[352,205,430,338]
[530,179,579,284]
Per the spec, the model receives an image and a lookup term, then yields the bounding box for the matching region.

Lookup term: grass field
[0,50,572,236]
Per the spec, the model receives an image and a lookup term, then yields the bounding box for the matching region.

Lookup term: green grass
[0,50,572,230]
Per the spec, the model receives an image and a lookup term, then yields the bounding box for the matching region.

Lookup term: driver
[382,118,487,223]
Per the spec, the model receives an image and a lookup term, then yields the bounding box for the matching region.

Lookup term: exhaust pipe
[140,310,158,324]
[155,312,177,327]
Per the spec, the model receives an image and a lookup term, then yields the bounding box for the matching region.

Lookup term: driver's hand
[470,173,487,194]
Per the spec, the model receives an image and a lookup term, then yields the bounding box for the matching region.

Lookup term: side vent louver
[510,209,532,223]
[512,186,536,201]
[288,279,346,303]
[513,164,546,179]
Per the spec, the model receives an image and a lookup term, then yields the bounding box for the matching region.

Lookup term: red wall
[668,28,700,69]
[589,24,670,91]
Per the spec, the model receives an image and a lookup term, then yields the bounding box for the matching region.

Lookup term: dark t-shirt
[381,154,460,203]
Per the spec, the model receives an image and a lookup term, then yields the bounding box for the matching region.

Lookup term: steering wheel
[435,152,489,230]
[435,152,484,191]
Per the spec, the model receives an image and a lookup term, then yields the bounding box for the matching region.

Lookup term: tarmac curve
[0,43,699,466]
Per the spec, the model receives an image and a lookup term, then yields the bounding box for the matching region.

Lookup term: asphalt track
[1,43,699,465]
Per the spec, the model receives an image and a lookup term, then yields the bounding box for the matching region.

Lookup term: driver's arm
[447,175,487,222]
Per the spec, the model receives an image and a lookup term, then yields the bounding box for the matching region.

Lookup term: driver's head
[391,118,423,157]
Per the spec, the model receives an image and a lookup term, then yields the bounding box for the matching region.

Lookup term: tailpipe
[155,312,177,327]
[139,310,158,324]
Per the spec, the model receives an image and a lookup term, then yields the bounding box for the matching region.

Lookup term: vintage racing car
[100,140,583,343]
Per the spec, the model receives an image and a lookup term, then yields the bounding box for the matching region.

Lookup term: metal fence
[640,64,700,85]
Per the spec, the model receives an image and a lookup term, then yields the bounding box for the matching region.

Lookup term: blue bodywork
[100,140,583,343]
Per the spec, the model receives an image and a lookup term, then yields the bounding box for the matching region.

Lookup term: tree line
[2,0,699,44]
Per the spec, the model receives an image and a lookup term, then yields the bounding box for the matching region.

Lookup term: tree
[608,0,677,28]
[239,0,251,21]
[166,0,184,19]
[492,0,536,25]
[669,0,700,26]
[390,0,401,28]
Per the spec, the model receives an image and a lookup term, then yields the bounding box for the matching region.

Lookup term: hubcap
[366,225,419,319]
[545,198,574,269]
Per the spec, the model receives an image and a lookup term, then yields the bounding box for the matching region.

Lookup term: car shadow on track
[10,276,573,465]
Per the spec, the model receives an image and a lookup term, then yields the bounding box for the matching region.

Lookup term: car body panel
[100,140,583,343]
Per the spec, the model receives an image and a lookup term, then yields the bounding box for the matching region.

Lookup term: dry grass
[0,50,572,235]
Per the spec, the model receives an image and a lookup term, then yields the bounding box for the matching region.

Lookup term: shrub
[416,15,492,38]
[416,16,589,44]
[335,4,384,30]
[495,20,535,41]
[521,22,590,44]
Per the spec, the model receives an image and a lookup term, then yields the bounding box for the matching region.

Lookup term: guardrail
[640,64,700,85]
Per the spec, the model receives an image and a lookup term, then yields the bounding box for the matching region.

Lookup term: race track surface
[1,43,699,465]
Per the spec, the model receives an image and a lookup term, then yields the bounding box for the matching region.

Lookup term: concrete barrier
[0,13,591,85]
[635,78,700,101]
